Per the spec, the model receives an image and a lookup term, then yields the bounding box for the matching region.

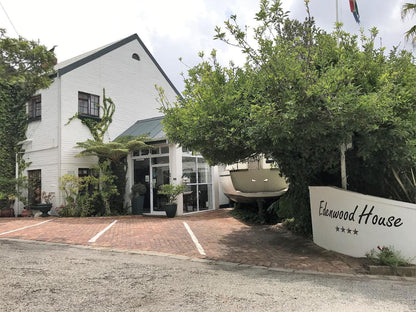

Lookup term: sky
[0,0,415,91]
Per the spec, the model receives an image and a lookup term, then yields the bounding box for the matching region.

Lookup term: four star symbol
[335,226,359,235]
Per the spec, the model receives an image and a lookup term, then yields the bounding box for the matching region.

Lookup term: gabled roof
[117,116,165,140]
[54,34,180,96]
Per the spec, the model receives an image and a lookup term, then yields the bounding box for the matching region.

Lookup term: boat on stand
[220,157,289,207]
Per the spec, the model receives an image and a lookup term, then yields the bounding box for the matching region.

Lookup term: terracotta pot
[21,209,33,217]
[0,208,14,217]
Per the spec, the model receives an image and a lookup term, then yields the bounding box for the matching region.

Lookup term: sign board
[309,186,416,264]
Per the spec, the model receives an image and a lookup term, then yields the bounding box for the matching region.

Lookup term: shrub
[366,246,410,267]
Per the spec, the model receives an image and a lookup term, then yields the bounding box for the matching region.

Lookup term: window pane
[198,184,211,210]
[78,92,89,114]
[90,95,99,116]
[79,104,88,115]
[78,92,99,116]
[151,156,169,165]
[90,103,99,116]
[29,95,41,119]
[198,158,211,184]
[161,146,169,154]
[182,156,196,183]
[35,102,42,117]
[183,185,197,212]
[28,102,34,118]
[28,170,41,205]
[78,168,90,177]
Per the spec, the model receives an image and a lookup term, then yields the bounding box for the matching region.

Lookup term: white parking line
[88,220,118,243]
[183,222,206,256]
[0,219,55,236]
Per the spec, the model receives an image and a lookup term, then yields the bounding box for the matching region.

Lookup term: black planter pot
[132,195,144,215]
[165,203,177,218]
[32,203,52,217]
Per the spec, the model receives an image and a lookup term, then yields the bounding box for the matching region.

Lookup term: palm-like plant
[75,135,149,162]
[401,2,416,44]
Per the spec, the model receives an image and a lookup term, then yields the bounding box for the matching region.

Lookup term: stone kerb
[309,186,416,264]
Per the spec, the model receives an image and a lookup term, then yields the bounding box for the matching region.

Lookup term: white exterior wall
[60,40,177,143]
[23,36,179,211]
[59,39,178,182]
[23,82,61,210]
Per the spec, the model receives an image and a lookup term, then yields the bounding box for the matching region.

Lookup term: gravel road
[0,239,415,312]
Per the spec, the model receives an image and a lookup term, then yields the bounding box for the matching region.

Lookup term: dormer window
[78,92,99,118]
[28,95,41,121]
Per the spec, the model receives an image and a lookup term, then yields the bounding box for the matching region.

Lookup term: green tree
[0,29,56,194]
[160,0,416,234]
[401,1,416,44]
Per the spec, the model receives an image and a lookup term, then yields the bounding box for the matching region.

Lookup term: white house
[20,34,225,216]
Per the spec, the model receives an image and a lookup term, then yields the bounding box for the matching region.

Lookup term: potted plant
[158,183,186,218]
[0,193,15,217]
[32,191,54,217]
[131,183,146,215]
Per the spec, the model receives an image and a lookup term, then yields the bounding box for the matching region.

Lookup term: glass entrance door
[151,165,170,212]
[134,154,170,214]
[134,159,151,213]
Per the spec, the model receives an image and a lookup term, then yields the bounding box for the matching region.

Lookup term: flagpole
[336,0,339,24]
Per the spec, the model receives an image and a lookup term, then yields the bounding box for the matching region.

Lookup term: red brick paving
[0,209,369,274]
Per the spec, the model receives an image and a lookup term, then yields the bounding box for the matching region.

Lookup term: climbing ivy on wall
[0,29,56,194]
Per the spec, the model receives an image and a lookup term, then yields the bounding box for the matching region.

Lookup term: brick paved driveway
[0,209,368,274]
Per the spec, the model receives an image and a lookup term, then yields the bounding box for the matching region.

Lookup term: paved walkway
[0,209,369,275]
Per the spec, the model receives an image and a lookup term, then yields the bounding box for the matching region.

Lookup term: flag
[349,0,360,24]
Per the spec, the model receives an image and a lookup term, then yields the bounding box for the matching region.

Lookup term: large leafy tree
[0,29,56,194]
[402,1,416,44]
[160,0,416,234]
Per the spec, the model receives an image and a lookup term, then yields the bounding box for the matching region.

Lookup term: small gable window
[132,53,140,61]
[28,94,41,121]
[78,92,99,118]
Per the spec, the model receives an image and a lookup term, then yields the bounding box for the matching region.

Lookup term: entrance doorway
[133,154,170,214]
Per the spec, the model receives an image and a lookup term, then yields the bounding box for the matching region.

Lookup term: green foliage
[158,184,186,204]
[0,29,56,188]
[58,162,118,217]
[401,2,416,44]
[59,174,80,204]
[160,0,416,234]
[230,201,279,225]
[131,183,147,196]
[390,168,416,203]
[366,246,410,267]
[81,161,118,216]
[58,202,80,217]
[229,203,264,224]
[75,136,148,162]
[0,175,28,205]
